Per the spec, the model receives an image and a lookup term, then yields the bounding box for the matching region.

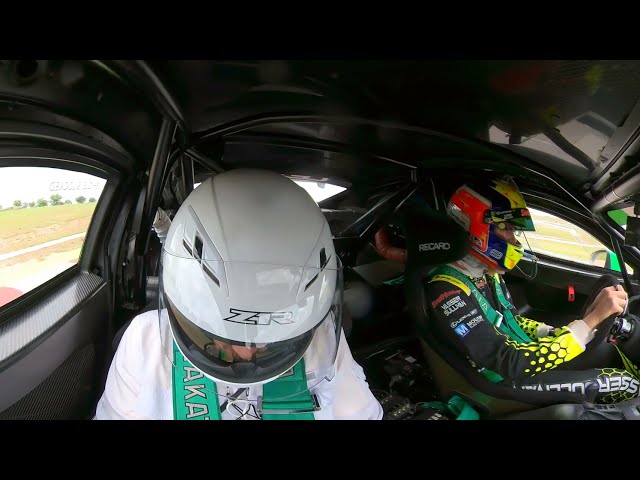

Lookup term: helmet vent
[202,263,220,287]
[194,235,204,260]
[320,248,328,268]
[182,239,193,256]
[304,248,330,292]
[192,233,220,287]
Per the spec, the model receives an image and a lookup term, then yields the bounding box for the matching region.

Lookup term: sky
[0,167,107,207]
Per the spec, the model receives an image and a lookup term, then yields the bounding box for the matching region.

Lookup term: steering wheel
[627,295,640,316]
[607,291,639,343]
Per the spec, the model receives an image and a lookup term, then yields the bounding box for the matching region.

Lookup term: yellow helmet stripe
[493,180,527,209]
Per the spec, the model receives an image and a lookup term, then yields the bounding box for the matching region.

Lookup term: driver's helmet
[160,168,343,389]
[446,177,536,271]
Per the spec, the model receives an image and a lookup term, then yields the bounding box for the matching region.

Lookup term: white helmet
[159,169,343,388]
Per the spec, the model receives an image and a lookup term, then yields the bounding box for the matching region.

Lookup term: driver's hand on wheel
[583,285,628,330]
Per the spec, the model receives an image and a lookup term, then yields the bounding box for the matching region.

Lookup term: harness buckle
[256,394,321,416]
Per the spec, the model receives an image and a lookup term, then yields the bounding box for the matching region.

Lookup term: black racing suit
[425,266,640,404]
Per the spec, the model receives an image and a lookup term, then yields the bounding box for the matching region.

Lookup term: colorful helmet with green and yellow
[447,177,536,271]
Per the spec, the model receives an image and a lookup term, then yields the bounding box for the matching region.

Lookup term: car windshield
[194,179,346,204]
[292,180,346,204]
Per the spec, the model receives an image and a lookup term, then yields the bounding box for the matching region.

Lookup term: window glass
[291,180,346,204]
[0,167,106,308]
[523,208,633,273]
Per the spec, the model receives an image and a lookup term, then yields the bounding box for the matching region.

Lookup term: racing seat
[402,209,587,419]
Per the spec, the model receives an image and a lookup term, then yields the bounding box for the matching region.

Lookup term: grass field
[0,236,84,269]
[531,213,602,246]
[0,247,81,292]
[525,233,599,262]
[0,203,96,297]
[0,203,96,255]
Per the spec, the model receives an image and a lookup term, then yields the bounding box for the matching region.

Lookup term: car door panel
[0,272,109,419]
[0,150,128,420]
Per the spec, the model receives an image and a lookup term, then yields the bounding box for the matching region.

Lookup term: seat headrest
[403,209,469,268]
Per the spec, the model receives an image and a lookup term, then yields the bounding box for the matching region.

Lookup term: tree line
[1,194,97,210]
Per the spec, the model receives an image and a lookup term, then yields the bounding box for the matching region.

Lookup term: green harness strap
[421,265,538,419]
[418,396,481,420]
[172,342,316,420]
[427,265,533,385]
[447,395,480,420]
[172,342,221,420]
[260,359,316,420]
[430,265,532,344]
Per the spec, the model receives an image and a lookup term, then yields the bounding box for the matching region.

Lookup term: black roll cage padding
[337,182,417,239]
[333,181,418,267]
[611,236,637,297]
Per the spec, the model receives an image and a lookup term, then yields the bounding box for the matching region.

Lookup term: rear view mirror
[590,249,621,272]
[607,250,622,272]
[625,216,640,247]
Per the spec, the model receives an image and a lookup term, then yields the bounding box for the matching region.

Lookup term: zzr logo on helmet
[224,309,295,325]
[419,242,451,252]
